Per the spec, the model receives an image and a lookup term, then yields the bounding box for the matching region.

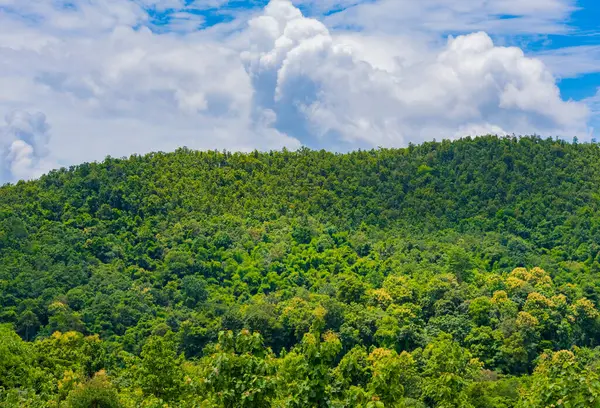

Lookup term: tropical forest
[2,135,600,407]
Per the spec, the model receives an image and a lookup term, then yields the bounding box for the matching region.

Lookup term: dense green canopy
[2,135,600,407]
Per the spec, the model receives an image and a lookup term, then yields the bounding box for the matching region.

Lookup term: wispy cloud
[535,45,600,78]
[320,0,578,35]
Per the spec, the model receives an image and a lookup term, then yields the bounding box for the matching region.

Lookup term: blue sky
[0,0,599,182]
[540,0,599,100]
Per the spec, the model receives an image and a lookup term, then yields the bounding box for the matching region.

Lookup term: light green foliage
[420,334,483,408]
[518,350,600,407]
[65,371,121,408]
[137,333,184,401]
[276,331,342,407]
[201,330,276,408]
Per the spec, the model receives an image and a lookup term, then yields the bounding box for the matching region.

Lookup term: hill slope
[2,135,600,407]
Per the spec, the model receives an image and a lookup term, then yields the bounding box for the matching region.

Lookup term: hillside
[2,135,600,407]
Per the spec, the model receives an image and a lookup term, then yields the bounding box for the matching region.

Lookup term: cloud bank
[0,0,592,182]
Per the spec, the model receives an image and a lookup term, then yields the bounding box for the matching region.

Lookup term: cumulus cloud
[242,0,588,147]
[0,0,593,182]
[0,4,301,182]
[0,111,55,181]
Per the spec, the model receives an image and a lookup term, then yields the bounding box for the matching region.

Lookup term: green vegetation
[2,135,600,407]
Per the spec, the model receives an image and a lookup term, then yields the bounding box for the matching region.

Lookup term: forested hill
[7,135,600,230]
[2,136,600,407]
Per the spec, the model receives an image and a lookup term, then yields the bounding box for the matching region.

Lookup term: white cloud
[0,5,301,180]
[536,45,600,78]
[0,0,593,182]
[0,0,147,33]
[584,89,600,138]
[242,1,587,147]
[320,0,577,35]
[587,89,600,113]
[0,111,56,180]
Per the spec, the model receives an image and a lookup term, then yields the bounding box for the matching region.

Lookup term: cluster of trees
[2,136,600,406]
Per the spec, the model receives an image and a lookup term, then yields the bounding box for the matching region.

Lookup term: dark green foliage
[0,324,35,390]
[181,275,208,307]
